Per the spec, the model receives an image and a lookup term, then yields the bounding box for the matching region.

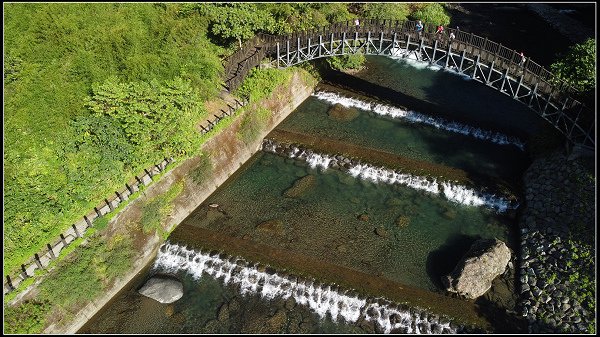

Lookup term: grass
[140,181,185,236]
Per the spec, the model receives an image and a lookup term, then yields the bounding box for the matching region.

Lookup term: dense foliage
[3,3,224,276]
[327,53,367,71]
[409,3,451,26]
[550,38,596,93]
[363,3,411,21]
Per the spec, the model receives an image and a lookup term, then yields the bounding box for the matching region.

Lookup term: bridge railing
[223,17,588,119]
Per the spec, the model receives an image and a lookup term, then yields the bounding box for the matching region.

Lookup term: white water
[262,140,519,213]
[312,91,525,151]
[389,49,473,80]
[154,243,458,334]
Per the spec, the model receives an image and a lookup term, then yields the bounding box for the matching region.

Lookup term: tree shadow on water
[425,234,481,290]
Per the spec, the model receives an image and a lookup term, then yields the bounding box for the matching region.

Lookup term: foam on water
[262,140,519,213]
[312,91,525,151]
[154,243,460,334]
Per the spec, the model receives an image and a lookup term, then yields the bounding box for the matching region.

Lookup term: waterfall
[312,91,525,151]
[154,243,460,334]
[261,139,519,213]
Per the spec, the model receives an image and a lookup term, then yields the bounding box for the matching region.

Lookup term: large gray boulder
[138,275,183,304]
[442,238,511,299]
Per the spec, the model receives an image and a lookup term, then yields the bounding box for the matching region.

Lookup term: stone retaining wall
[518,150,595,333]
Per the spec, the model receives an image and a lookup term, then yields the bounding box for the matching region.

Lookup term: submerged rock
[138,275,183,304]
[283,175,316,198]
[256,219,285,236]
[375,226,389,238]
[327,103,360,122]
[395,215,411,228]
[442,238,511,299]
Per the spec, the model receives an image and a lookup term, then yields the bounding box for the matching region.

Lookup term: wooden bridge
[223,19,595,152]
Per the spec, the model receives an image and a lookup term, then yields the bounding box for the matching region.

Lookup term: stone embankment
[518,151,595,333]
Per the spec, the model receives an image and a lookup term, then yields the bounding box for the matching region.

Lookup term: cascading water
[154,243,460,334]
[312,91,525,151]
[262,139,519,213]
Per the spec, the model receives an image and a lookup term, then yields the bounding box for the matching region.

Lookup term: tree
[363,3,410,21]
[409,3,451,26]
[550,38,596,93]
[200,3,275,47]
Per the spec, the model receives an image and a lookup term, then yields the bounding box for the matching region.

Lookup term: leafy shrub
[550,38,596,93]
[409,3,451,26]
[363,3,410,21]
[4,299,52,334]
[327,53,366,71]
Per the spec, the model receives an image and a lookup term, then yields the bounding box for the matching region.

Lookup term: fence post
[105,198,114,211]
[21,264,29,278]
[34,253,44,269]
[59,233,67,247]
[47,243,56,260]
[6,275,15,291]
[84,215,92,228]
[72,224,81,238]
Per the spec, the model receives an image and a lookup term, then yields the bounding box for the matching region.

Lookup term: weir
[312,90,526,150]
[261,139,519,213]
[155,242,459,334]
[167,225,493,331]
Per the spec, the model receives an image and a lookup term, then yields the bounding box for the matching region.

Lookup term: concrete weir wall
[43,70,316,334]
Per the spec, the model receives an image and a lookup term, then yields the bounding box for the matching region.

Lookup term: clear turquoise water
[277,95,528,185]
[186,152,514,291]
[81,55,529,334]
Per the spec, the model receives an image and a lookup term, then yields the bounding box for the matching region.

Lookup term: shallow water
[81,55,535,334]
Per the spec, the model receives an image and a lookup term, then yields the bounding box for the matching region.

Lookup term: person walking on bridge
[519,52,526,67]
[416,20,423,37]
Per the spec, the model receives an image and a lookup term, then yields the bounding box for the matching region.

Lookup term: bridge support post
[472,55,480,79]
[330,33,334,56]
[307,38,311,59]
[459,50,466,73]
[528,83,539,107]
[404,33,409,54]
[276,42,280,68]
[445,43,452,68]
[318,36,322,57]
[499,68,509,92]
[514,75,524,99]
[487,61,495,84]
[379,31,384,54]
[342,32,346,54]
[392,32,397,56]
[431,40,438,64]
[286,40,290,66]
[418,38,424,61]
[297,37,301,64]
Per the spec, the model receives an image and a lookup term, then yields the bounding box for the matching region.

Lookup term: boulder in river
[442,238,511,299]
[138,275,183,304]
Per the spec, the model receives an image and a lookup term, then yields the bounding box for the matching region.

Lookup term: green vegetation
[363,3,410,21]
[550,38,596,93]
[236,67,293,103]
[140,181,184,236]
[327,53,367,71]
[409,3,451,26]
[189,153,213,186]
[237,107,273,144]
[4,299,52,334]
[4,3,224,277]
[4,231,135,333]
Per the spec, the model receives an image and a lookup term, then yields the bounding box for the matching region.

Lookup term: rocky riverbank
[518,150,595,333]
